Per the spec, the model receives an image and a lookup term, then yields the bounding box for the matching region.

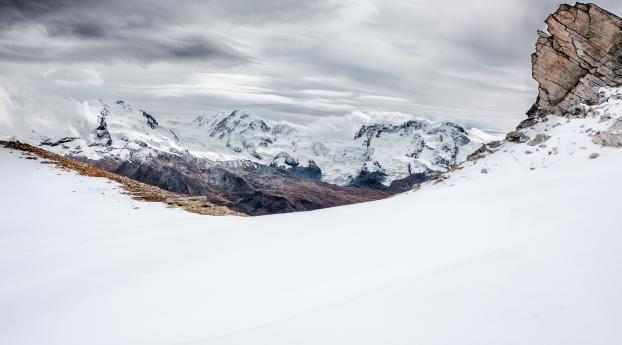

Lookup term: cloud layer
[1,0,621,131]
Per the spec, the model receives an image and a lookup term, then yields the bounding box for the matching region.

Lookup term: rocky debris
[593,118,622,147]
[600,114,612,123]
[593,132,622,146]
[487,141,503,149]
[164,196,235,216]
[467,144,488,161]
[141,111,159,129]
[527,134,551,146]
[528,3,622,117]
[506,131,530,143]
[0,140,241,216]
[40,137,79,147]
[589,152,600,159]
[385,172,431,193]
[432,174,448,185]
[466,141,503,162]
[516,117,542,129]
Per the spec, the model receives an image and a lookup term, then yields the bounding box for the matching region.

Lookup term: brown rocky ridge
[0,140,242,216]
[84,152,393,216]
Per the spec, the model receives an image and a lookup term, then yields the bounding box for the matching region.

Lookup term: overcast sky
[1,0,621,131]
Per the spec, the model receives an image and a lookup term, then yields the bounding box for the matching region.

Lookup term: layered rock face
[529,2,622,116]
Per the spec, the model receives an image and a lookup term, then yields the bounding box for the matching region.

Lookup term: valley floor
[1,114,621,344]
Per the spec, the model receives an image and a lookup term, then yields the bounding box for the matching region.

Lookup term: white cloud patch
[44,67,103,86]
[0,82,98,140]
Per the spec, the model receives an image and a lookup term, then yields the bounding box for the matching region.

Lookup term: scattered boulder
[527,134,551,146]
[466,144,488,161]
[506,131,530,143]
[589,153,600,159]
[593,132,622,147]
[480,168,488,174]
[516,117,540,130]
[592,118,622,147]
[600,114,612,123]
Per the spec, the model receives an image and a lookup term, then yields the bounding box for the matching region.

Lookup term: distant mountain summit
[18,100,486,214]
[36,100,484,187]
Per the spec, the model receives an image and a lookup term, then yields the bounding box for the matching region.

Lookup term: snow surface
[2,87,622,345]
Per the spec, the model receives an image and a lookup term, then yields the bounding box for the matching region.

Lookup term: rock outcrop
[528,2,622,117]
[94,108,112,146]
[141,111,159,129]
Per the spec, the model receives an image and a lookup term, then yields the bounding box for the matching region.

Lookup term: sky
[1,0,621,132]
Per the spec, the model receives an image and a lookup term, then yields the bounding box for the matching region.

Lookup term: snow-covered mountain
[5,100,495,214]
[2,87,622,345]
[29,101,488,187]
[2,3,621,344]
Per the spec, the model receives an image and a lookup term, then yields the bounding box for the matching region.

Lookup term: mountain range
[25,101,490,214]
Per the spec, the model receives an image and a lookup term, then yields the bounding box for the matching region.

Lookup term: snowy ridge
[12,101,492,186]
[446,87,622,184]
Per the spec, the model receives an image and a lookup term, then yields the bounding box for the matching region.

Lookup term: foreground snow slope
[1,110,622,344]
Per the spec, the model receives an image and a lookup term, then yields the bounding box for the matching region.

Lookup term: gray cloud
[0,0,621,131]
[0,0,248,63]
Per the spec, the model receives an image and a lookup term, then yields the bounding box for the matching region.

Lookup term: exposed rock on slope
[529,2,622,116]
[0,140,241,216]
[87,152,390,216]
[141,111,159,129]
[592,88,622,146]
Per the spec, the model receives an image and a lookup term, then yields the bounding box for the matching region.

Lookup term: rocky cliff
[529,2,622,117]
